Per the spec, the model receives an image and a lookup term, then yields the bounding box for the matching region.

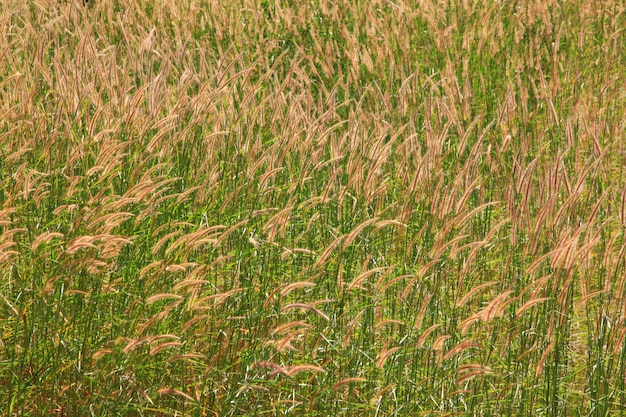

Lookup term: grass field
[1,0,626,415]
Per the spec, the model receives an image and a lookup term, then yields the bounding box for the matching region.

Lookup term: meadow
[1,0,626,415]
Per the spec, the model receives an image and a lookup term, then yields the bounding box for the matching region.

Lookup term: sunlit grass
[1,0,626,415]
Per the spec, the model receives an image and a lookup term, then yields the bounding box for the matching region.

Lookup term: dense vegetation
[1,0,626,415]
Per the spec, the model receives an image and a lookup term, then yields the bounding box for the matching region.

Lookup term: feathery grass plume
[333,377,367,391]
[86,212,134,233]
[343,309,365,348]
[146,334,181,344]
[458,313,482,336]
[286,364,327,376]
[418,324,442,348]
[0,241,19,265]
[456,281,499,307]
[429,233,470,262]
[52,204,79,217]
[443,340,480,361]
[122,336,151,354]
[281,303,329,321]
[272,320,312,336]
[31,231,64,250]
[139,260,164,279]
[172,279,210,291]
[213,219,249,247]
[263,204,296,243]
[99,236,134,259]
[180,315,207,334]
[273,328,309,353]
[376,345,401,369]
[455,364,493,384]
[167,353,204,362]
[165,262,197,273]
[65,289,90,296]
[254,361,289,377]
[576,289,609,309]
[165,225,226,256]
[515,297,552,318]
[377,274,414,294]
[613,326,626,355]
[341,217,380,251]
[347,266,385,291]
[64,236,98,254]
[536,341,555,377]
[280,247,317,260]
[369,384,396,409]
[193,287,245,310]
[149,341,182,356]
[264,283,289,308]
[449,238,488,260]
[152,230,185,256]
[480,291,514,322]
[91,349,114,361]
[314,234,347,269]
[145,293,184,304]
[401,258,439,299]
[413,295,433,331]
[137,301,183,334]
[369,264,396,290]
[280,281,316,296]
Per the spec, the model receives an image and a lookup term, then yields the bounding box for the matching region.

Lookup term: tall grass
[1,0,626,415]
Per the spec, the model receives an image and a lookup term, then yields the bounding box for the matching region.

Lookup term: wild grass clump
[1,0,626,415]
